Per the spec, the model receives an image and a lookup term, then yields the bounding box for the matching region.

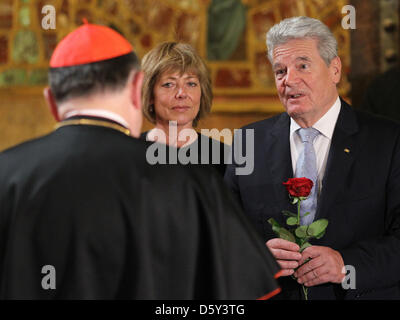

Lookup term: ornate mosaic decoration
[0,0,350,112]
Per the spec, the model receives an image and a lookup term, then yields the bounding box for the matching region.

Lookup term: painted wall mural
[0,0,350,112]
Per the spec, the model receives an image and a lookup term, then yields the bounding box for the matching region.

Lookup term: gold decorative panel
[0,0,350,113]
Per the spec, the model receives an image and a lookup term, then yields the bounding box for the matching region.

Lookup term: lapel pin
[344,148,350,153]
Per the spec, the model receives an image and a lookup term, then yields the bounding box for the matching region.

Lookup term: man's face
[272,38,341,124]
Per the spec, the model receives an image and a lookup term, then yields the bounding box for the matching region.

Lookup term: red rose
[283,177,313,198]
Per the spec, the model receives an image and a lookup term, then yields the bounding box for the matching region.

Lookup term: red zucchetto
[50,19,133,68]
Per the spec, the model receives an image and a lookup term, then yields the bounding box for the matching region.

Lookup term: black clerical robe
[0,118,280,299]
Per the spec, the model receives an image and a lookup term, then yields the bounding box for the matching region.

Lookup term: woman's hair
[266,16,338,66]
[141,42,212,127]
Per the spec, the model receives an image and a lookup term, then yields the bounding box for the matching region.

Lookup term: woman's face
[152,70,201,128]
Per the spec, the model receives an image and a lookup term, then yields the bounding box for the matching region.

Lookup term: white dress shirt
[289,96,341,193]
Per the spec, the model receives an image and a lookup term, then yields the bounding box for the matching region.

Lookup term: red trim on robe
[257,287,282,300]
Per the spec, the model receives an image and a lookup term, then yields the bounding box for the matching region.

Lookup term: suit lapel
[267,113,294,205]
[315,100,360,220]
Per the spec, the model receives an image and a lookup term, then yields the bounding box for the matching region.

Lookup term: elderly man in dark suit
[225,16,400,300]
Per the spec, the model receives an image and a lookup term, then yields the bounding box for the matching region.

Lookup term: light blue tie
[295,127,320,225]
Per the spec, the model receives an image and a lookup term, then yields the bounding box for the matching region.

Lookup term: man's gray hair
[266,16,338,66]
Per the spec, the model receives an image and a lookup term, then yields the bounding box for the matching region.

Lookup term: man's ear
[130,70,144,111]
[329,56,342,84]
[43,87,60,122]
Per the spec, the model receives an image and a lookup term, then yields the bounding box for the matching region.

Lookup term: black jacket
[0,118,280,299]
[225,100,400,300]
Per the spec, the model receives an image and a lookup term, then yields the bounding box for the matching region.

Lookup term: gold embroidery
[55,119,131,137]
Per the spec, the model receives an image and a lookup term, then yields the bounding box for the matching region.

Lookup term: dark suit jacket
[225,99,400,300]
[0,117,281,299]
[362,67,400,122]
[140,131,229,177]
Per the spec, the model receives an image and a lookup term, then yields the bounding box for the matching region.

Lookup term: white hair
[266,16,338,66]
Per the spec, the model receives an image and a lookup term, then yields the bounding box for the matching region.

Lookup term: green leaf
[306,226,315,236]
[295,237,303,246]
[267,218,280,227]
[278,228,296,243]
[286,216,298,226]
[282,210,297,218]
[303,211,311,217]
[315,229,326,239]
[299,242,312,252]
[308,219,329,237]
[267,218,281,235]
[291,197,299,204]
[295,225,308,239]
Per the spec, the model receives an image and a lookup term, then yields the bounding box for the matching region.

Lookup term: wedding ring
[312,270,318,279]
